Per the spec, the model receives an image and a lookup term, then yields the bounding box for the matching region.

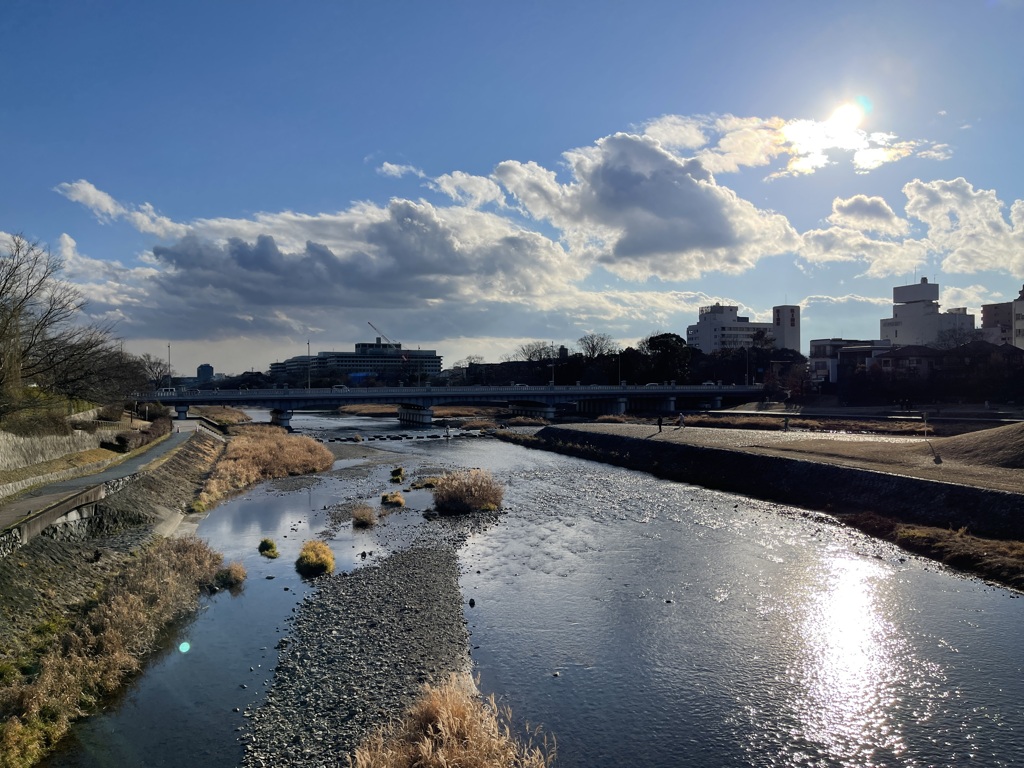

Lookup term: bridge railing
[135,382,763,401]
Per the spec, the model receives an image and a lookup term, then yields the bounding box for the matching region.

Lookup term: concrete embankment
[533,425,1024,540]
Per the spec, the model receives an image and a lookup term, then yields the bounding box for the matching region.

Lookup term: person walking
[657,416,663,432]
[676,413,684,429]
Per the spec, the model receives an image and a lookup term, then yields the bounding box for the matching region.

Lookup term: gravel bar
[241,522,480,767]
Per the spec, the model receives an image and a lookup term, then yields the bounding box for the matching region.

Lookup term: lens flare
[828,103,865,130]
[178,642,191,654]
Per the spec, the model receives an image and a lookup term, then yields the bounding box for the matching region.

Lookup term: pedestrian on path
[676,413,685,429]
[657,416,663,432]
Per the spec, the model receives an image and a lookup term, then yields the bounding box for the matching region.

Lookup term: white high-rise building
[686,304,801,353]
[879,278,975,346]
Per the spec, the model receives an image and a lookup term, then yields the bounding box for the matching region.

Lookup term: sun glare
[828,103,865,131]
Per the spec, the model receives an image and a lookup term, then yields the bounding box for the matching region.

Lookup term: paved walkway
[0,422,198,533]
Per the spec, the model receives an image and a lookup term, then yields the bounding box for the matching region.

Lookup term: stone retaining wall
[537,426,1024,540]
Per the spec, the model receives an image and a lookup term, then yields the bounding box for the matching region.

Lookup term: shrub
[507,416,548,427]
[381,491,405,507]
[351,504,377,528]
[96,404,125,422]
[214,561,247,589]
[432,470,504,514]
[295,540,335,577]
[258,538,280,558]
[350,674,554,768]
[390,466,405,483]
[460,419,496,431]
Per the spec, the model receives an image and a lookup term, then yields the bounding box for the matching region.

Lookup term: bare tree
[1,235,125,414]
[513,341,557,362]
[577,332,617,360]
[137,352,173,387]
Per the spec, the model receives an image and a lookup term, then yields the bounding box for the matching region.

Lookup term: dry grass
[507,416,549,427]
[594,414,628,423]
[410,477,440,489]
[460,419,496,431]
[381,491,405,508]
[195,426,334,510]
[936,421,1024,468]
[215,561,247,589]
[349,674,554,768]
[434,406,506,419]
[842,512,1024,589]
[192,406,252,426]
[351,504,377,528]
[339,404,398,417]
[432,470,504,514]
[390,466,405,484]
[0,537,236,768]
[258,538,280,558]
[295,540,335,577]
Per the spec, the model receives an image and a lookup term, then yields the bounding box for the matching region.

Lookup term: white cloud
[430,171,505,208]
[643,115,708,150]
[827,195,909,236]
[377,162,425,178]
[497,132,799,281]
[54,180,188,239]
[799,225,929,278]
[903,177,1024,277]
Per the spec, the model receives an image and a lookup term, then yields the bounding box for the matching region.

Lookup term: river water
[44,413,1024,767]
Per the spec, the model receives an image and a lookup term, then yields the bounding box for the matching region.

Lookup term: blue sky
[3,1,1023,375]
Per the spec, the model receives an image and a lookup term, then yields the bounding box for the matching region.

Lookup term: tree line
[0,235,157,422]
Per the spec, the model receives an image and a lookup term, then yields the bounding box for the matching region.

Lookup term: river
[43,412,1024,767]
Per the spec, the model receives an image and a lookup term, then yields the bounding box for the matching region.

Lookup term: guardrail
[134,382,762,400]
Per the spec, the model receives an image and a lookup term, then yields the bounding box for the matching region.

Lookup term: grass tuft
[295,540,335,577]
[350,674,554,768]
[432,470,504,515]
[390,466,405,484]
[214,561,247,589]
[351,504,377,528]
[258,538,280,558]
[381,491,405,508]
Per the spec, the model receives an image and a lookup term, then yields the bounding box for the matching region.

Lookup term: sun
[827,102,865,131]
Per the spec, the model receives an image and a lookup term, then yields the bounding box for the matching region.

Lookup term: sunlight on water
[791,554,905,765]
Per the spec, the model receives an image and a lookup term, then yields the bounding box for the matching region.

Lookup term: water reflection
[792,554,905,766]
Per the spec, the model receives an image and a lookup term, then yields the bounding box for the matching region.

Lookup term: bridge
[143,383,765,427]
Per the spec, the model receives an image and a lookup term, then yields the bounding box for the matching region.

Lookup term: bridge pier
[270,409,293,429]
[509,403,556,420]
[398,405,434,425]
[174,405,190,420]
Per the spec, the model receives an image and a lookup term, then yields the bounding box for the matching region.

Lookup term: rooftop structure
[879,277,975,346]
[269,338,442,383]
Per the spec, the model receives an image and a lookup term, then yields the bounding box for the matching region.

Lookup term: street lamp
[744,346,749,386]
[307,340,311,390]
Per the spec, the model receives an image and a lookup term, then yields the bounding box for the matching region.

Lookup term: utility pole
[307,340,311,389]
[167,343,171,387]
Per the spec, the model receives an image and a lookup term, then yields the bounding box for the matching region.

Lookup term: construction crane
[368,321,416,382]
[367,321,400,350]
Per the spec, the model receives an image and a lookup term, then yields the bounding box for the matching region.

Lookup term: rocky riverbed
[240,512,498,767]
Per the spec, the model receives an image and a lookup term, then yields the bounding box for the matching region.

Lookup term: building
[269,338,442,383]
[879,278,975,346]
[196,363,214,383]
[981,284,1024,349]
[808,338,890,386]
[686,304,800,353]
